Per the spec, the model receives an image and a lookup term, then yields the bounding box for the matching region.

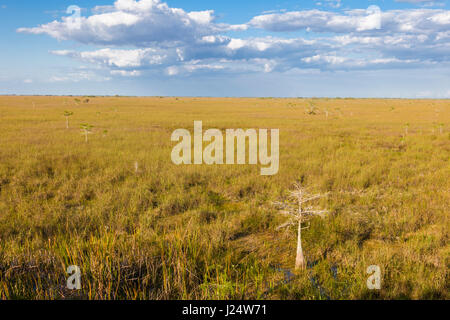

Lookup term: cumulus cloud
[51,48,167,68]
[49,70,111,82]
[18,0,245,46]
[249,8,449,34]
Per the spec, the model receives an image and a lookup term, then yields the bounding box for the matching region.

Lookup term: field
[0,96,448,300]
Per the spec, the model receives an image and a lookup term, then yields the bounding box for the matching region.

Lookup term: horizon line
[1,94,449,100]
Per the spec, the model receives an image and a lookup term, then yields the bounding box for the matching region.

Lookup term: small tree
[307,101,318,115]
[404,123,410,135]
[273,184,328,270]
[80,124,94,143]
[432,121,440,134]
[64,111,74,129]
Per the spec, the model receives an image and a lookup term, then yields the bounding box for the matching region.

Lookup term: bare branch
[276,221,295,231]
[279,210,297,216]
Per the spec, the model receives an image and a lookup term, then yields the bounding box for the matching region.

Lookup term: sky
[0,0,449,97]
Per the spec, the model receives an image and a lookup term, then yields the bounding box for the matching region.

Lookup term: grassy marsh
[0,96,448,299]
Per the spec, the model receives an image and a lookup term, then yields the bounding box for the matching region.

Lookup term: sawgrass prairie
[0,96,448,299]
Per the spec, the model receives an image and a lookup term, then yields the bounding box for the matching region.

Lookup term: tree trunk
[66,118,69,129]
[295,218,305,270]
[84,131,88,143]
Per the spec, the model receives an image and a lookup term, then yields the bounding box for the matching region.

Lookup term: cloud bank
[17,0,450,80]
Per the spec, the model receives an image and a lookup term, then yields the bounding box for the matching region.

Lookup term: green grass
[0,96,448,300]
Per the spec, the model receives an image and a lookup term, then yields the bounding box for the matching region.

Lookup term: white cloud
[395,0,445,5]
[316,0,342,9]
[51,48,166,68]
[302,55,347,65]
[18,0,242,46]
[249,9,449,35]
[49,71,111,82]
[110,70,141,76]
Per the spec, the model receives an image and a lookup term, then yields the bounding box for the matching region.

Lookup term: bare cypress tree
[307,101,318,115]
[64,111,74,129]
[273,184,328,270]
[80,123,93,143]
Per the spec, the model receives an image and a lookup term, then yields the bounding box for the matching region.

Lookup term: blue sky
[0,0,449,97]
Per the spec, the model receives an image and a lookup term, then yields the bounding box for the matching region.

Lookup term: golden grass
[0,96,448,300]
